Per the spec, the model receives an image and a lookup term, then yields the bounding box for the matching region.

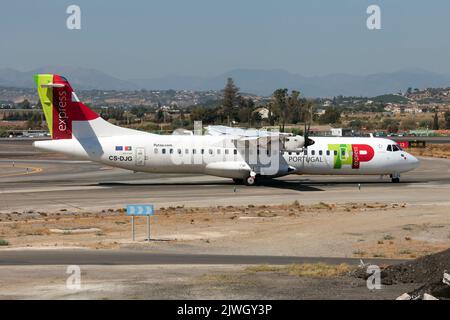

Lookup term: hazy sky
[1,0,450,79]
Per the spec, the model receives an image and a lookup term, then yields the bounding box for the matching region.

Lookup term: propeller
[303,101,315,148]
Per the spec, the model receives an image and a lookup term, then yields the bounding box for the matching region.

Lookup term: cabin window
[192,149,196,154]
[225,149,229,155]
[392,145,400,152]
[319,150,323,156]
[185,149,189,154]
[288,152,292,155]
[296,151,300,155]
[209,149,213,155]
[154,148,158,154]
[334,150,338,156]
[311,150,315,156]
[341,150,346,156]
[304,150,308,156]
[387,145,392,152]
[201,149,205,154]
[162,149,166,154]
[169,149,173,154]
[217,149,221,155]
[233,149,237,155]
[326,150,330,156]
[177,149,182,154]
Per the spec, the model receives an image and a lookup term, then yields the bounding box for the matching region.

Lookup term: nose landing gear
[390,173,400,183]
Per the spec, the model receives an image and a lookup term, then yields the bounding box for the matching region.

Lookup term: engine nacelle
[284,135,305,150]
[204,161,251,179]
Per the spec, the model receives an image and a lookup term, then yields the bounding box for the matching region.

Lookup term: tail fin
[34,74,99,139]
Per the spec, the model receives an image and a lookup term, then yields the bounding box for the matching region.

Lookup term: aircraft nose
[408,154,420,169]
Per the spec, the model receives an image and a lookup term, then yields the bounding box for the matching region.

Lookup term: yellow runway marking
[0,164,43,178]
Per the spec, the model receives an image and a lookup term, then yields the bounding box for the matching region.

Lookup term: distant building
[253,107,269,119]
[331,128,353,137]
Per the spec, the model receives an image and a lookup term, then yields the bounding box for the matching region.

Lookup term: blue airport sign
[126,204,154,216]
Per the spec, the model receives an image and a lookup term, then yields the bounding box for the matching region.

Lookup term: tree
[17,99,31,109]
[130,106,149,118]
[272,89,289,131]
[287,90,303,124]
[318,107,341,124]
[155,109,164,123]
[222,78,239,125]
[349,119,363,130]
[387,123,399,134]
[419,118,433,129]
[432,112,439,130]
[236,96,254,125]
[445,111,450,129]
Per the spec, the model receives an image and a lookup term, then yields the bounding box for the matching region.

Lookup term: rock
[443,272,450,286]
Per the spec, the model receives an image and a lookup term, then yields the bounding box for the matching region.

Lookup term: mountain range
[2,66,450,97]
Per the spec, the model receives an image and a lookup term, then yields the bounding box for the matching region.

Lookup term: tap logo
[328,144,374,169]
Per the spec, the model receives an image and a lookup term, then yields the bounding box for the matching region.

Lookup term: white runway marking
[0,186,109,194]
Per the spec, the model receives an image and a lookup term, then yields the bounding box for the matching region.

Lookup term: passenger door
[135,147,145,166]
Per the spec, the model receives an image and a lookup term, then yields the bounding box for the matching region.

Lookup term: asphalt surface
[0,249,406,266]
[0,156,449,213]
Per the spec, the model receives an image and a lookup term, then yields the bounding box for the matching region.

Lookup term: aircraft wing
[206,125,305,150]
[206,125,289,138]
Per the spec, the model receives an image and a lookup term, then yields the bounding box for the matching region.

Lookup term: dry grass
[245,263,353,278]
[407,144,450,159]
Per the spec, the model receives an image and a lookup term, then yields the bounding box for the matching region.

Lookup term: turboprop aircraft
[33,74,420,185]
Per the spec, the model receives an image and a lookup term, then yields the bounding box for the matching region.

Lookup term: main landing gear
[245,176,256,186]
[233,172,257,186]
[390,173,401,183]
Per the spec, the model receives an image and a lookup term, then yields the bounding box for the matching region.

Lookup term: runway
[0,156,449,213]
[0,249,406,266]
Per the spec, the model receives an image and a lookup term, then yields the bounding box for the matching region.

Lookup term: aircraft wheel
[245,176,256,186]
[390,173,400,183]
[233,178,244,184]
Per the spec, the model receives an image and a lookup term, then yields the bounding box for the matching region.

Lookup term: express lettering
[58,90,68,131]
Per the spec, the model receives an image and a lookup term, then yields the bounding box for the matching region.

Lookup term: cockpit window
[387,144,401,152]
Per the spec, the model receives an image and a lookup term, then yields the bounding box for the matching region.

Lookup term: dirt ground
[1,201,449,259]
[0,264,419,300]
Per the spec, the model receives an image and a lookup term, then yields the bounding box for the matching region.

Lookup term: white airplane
[33,74,420,185]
